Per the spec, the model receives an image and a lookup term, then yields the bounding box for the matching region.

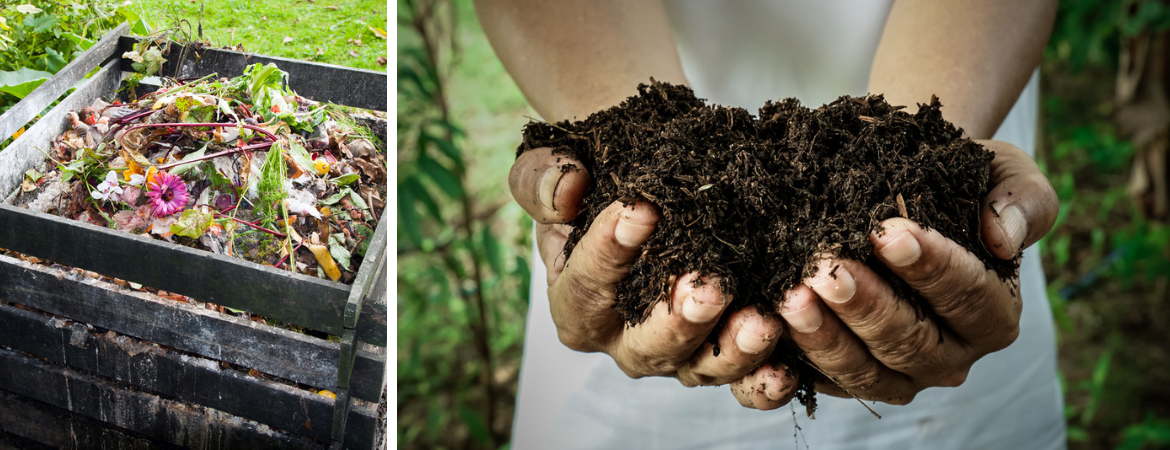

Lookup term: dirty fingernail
[765,364,791,401]
[806,261,856,304]
[780,301,823,334]
[998,204,1027,256]
[879,230,921,267]
[539,168,564,211]
[736,325,774,355]
[682,281,724,323]
[614,203,657,248]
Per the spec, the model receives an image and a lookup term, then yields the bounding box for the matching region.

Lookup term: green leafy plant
[0,2,146,111]
[397,1,531,448]
[1042,2,1170,448]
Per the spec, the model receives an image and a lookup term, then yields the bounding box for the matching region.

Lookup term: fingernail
[682,281,724,323]
[879,230,921,267]
[736,325,774,355]
[780,300,823,334]
[614,203,657,248]
[806,260,856,304]
[539,168,565,211]
[998,204,1027,256]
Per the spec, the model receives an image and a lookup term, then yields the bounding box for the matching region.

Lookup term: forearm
[474,0,688,123]
[869,0,1057,139]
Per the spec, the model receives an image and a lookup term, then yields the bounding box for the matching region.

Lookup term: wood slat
[0,24,127,143]
[0,204,351,336]
[0,58,123,197]
[356,260,388,345]
[0,253,384,402]
[117,36,387,111]
[0,301,379,443]
[0,390,157,450]
[0,349,333,449]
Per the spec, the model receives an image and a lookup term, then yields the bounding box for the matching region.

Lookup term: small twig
[122,122,278,143]
[118,122,279,170]
[157,141,275,170]
[275,241,304,269]
[115,109,158,125]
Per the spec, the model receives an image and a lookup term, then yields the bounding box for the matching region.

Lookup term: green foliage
[0,67,52,99]
[1118,413,1170,450]
[170,207,215,239]
[256,142,288,225]
[1043,2,1170,448]
[0,1,138,118]
[397,1,531,448]
[132,0,387,71]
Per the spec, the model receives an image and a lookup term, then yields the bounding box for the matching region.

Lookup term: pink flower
[145,171,189,216]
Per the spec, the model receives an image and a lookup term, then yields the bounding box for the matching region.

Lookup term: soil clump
[518,80,1018,408]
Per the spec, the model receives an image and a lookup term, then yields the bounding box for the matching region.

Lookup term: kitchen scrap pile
[12,63,386,286]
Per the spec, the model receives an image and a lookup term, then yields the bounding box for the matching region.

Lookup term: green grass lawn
[131,0,388,71]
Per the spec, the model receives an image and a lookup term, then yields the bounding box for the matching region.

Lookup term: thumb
[977,140,1058,259]
[509,147,592,223]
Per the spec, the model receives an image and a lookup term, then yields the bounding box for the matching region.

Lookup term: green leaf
[118,9,151,35]
[481,224,503,276]
[420,131,464,172]
[330,172,360,186]
[0,68,51,99]
[348,189,369,210]
[1118,414,1170,450]
[169,142,209,176]
[328,233,352,272]
[64,32,96,51]
[1081,348,1113,426]
[418,155,464,200]
[396,65,431,99]
[403,176,441,222]
[321,188,352,206]
[287,140,317,175]
[398,187,423,245]
[353,223,374,257]
[170,208,215,239]
[24,14,57,33]
[44,47,67,73]
[458,404,491,445]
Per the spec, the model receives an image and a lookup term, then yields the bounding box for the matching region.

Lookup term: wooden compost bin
[0,24,388,449]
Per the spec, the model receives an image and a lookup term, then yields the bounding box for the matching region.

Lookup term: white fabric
[511,2,1066,448]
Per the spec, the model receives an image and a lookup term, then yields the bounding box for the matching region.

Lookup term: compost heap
[519,80,1018,406]
[15,63,386,285]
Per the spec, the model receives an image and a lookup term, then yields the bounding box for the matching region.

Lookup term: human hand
[510,147,798,399]
[733,139,1058,409]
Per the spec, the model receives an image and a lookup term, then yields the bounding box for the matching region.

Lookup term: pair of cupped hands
[510,139,1057,409]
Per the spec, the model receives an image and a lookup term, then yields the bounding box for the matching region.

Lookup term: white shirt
[512,2,1066,448]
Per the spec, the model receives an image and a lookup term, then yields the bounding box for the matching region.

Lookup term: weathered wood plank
[0,24,127,143]
[351,346,386,404]
[346,217,387,330]
[0,204,350,336]
[0,58,123,197]
[0,390,160,450]
[0,349,328,449]
[356,256,388,345]
[117,37,387,111]
[0,302,370,443]
[0,253,383,402]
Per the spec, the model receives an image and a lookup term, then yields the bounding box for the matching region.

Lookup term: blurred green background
[397,1,1170,449]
